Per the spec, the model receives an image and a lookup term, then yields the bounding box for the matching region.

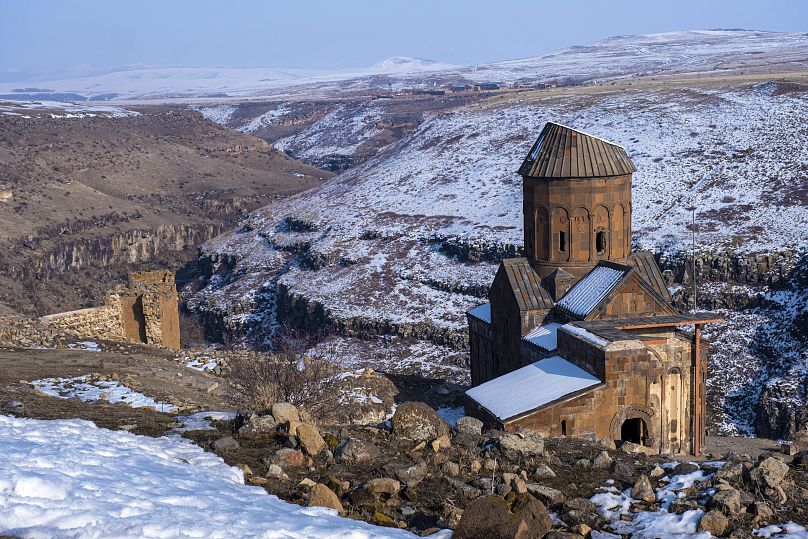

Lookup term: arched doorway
[621,417,649,446]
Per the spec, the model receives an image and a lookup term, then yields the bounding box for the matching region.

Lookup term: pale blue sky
[1,0,806,76]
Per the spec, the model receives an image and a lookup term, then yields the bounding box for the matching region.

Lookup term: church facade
[464,123,722,455]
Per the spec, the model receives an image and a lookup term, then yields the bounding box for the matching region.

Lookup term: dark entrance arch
[621,417,649,446]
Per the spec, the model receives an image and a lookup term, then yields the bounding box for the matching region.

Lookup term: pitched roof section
[627,251,673,304]
[500,258,554,311]
[555,264,629,318]
[465,355,603,421]
[518,122,637,179]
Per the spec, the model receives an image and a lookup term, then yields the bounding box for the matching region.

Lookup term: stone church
[465,122,722,455]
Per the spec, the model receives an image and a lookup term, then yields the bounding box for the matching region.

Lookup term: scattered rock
[298,478,316,489]
[620,441,655,455]
[365,478,401,498]
[212,436,240,452]
[295,423,326,456]
[592,450,613,469]
[526,483,565,505]
[534,464,556,479]
[431,434,451,452]
[716,462,744,482]
[372,511,396,528]
[750,456,789,488]
[308,483,344,514]
[1,400,24,413]
[391,402,451,442]
[271,402,300,424]
[672,462,700,475]
[456,416,483,437]
[711,488,742,516]
[442,461,460,477]
[631,475,656,503]
[454,494,551,539]
[793,450,808,467]
[238,414,277,439]
[649,465,665,479]
[573,458,590,469]
[396,460,429,487]
[499,431,545,458]
[334,438,380,464]
[266,464,289,481]
[752,501,774,522]
[699,509,729,536]
[271,448,305,469]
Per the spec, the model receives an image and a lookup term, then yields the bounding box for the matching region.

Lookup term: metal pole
[692,206,697,312]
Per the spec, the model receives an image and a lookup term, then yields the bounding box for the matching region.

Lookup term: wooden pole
[693,324,702,456]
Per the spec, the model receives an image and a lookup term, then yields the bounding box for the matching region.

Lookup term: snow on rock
[754,523,808,538]
[590,461,718,538]
[465,355,602,420]
[30,375,175,412]
[0,415,438,538]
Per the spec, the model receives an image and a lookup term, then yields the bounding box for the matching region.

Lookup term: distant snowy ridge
[2,29,806,100]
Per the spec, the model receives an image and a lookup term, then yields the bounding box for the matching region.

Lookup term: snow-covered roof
[466,355,602,421]
[556,265,628,318]
[523,322,562,351]
[560,323,609,348]
[467,302,491,323]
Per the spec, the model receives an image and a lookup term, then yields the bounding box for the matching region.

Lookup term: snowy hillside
[2,30,806,100]
[189,78,808,437]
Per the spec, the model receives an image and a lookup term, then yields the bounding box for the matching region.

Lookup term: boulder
[591,450,613,469]
[711,488,742,516]
[535,464,556,479]
[456,416,483,437]
[271,448,305,469]
[271,402,300,424]
[454,494,551,539]
[672,462,700,475]
[212,436,240,452]
[395,460,428,487]
[699,509,729,536]
[441,461,460,477]
[792,450,808,466]
[431,434,452,452]
[444,477,483,500]
[238,414,277,439]
[750,457,789,488]
[391,402,451,442]
[365,477,401,498]
[649,465,666,479]
[1,400,23,413]
[631,475,656,503]
[499,431,545,458]
[296,423,326,456]
[561,498,601,528]
[266,464,289,481]
[716,462,745,482]
[308,483,344,514]
[526,483,565,505]
[752,501,774,522]
[612,460,634,478]
[334,438,380,464]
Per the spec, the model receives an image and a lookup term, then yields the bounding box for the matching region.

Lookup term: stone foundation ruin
[38,271,180,350]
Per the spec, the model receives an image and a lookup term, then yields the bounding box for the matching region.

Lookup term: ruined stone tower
[519,122,635,300]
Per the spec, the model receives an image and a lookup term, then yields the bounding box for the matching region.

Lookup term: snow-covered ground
[0,100,139,118]
[31,375,175,412]
[0,415,442,538]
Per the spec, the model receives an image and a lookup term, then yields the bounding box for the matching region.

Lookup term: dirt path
[0,344,233,436]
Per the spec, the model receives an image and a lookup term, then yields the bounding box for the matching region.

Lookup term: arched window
[559,231,567,252]
[596,230,607,255]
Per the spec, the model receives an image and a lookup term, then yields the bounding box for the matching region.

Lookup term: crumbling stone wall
[39,295,125,342]
[35,270,180,350]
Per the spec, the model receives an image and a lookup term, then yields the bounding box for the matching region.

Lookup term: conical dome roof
[518,122,636,178]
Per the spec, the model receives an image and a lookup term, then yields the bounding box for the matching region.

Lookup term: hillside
[186,76,808,440]
[0,101,329,316]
